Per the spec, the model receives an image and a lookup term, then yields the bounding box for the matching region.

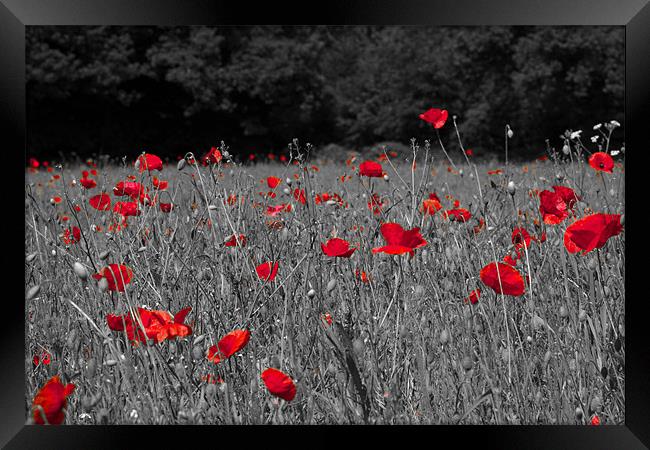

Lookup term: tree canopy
[27,25,624,160]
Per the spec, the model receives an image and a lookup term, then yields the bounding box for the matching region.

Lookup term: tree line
[26,25,624,161]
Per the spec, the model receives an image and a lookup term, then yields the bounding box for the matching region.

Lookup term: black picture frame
[3,1,648,448]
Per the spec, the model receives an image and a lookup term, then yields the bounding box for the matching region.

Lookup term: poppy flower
[322,313,333,325]
[473,218,486,235]
[62,226,81,245]
[79,176,96,189]
[293,188,307,205]
[33,355,40,366]
[224,234,247,247]
[266,204,292,217]
[92,264,133,292]
[359,161,384,178]
[89,193,111,211]
[321,238,357,258]
[261,368,296,402]
[538,190,569,225]
[590,414,601,426]
[203,147,222,165]
[355,269,370,283]
[42,352,51,365]
[113,201,140,217]
[444,208,472,222]
[503,252,519,267]
[419,108,448,129]
[588,152,614,173]
[465,149,473,157]
[267,176,282,189]
[421,196,442,215]
[367,193,385,215]
[207,329,251,364]
[32,375,75,425]
[51,196,63,204]
[464,289,481,305]
[552,185,580,209]
[136,153,163,172]
[113,181,146,201]
[479,262,525,296]
[564,213,623,254]
[159,202,173,213]
[511,227,532,250]
[372,222,427,256]
[107,306,192,344]
[152,177,168,190]
[256,261,279,281]
[487,169,503,175]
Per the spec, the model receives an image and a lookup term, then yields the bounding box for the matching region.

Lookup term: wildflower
[359,161,384,178]
[32,376,75,425]
[256,261,279,281]
[135,153,163,172]
[372,223,427,256]
[92,264,133,292]
[564,213,623,254]
[419,108,448,129]
[207,330,251,364]
[588,152,614,173]
[321,238,356,258]
[479,262,525,296]
[261,368,296,401]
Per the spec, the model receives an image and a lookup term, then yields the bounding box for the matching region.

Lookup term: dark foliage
[26,26,624,160]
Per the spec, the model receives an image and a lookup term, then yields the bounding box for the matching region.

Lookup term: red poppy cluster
[538,185,580,225]
[107,307,192,344]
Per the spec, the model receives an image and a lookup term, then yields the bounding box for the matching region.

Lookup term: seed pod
[177,159,187,171]
[73,262,89,280]
[590,396,602,413]
[193,335,205,346]
[326,279,337,293]
[99,250,110,260]
[559,305,568,318]
[575,407,584,421]
[507,127,514,139]
[26,285,41,301]
[383,174,389,182]
[307,289,316,299]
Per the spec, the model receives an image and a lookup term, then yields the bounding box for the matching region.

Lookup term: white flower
[591,136,599,143]
[593,123,602,130]
[610,120,621,127]
[570,130,582,140]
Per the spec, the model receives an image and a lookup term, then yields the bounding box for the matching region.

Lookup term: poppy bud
[193,335,205,346]
[353,339,364,356]
[104,359,118,367]
[99,250,110,260]
[531,315,545,331]
[559,305,568,318]
[26,285,41,301]
[177,159,186,171]
[614,337,622,352]
[270,355,281,368]
[307,289,316,299]
[562,144,570,155]
[507,127,514,139]
[601,366,608,378]
[283,188,290,195]
[575,407,584,421]
[26,252,37,263]
[590,396,602,412]
[526,336,533,343]
[97,277,109,292]
[439,329,450,345]
[285,178,292,186]
[507,181,516,196]
[461,355,472,371]
[383,174,389,182]
[73,262,89,280]
[578,310,587,322]
[326,279,337,293]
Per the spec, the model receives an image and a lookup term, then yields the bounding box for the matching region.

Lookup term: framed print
[2,0,649,448]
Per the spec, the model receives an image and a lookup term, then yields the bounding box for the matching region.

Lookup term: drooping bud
[507,181,516,196]
[26,285,41,301]
[177,159,187,171]
[73,262,89,280]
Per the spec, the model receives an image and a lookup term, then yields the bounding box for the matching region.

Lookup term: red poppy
[89,193,111,211]
[372,222,427,256]
[107,306,192,344]
[92,264,133,292]
[113,181,146,201]
[503,252,519,267]
[256,261,279,281]
[421,197,442,215]
[444,208,472,222]
[261,368,296,402]
[590,414,601,426]
[159,202,173,213]
[359,161,384,178]
[267,176,282,189]
[52,196,62,204]
[464,289,481,305]
[224,234,247,247]
[564,213,623,254]
[42,352,51,365]
[479,262,525,296]
[203,147,222,165]
[367,193,385,215]
[321,238,357,258]
[152,177,168,190]
[588,152,614,173]
[207,329,251,364]
[322,313,333,325]
[29,157,40,168]
[113,201,140,217]
[355,269,370,283]
[61,226,81,245]
[538,190,569,225]
[266,204,292,217]
[419,108,448,129]
[293,188,307,205]
[136,153,163,172]
[552,185,580,209]
[79,176,96,189]
[465,149,474,157]
[33,355,40,366]
[32,375,75,425]
[511,227,531,250]
[487,169,503,175]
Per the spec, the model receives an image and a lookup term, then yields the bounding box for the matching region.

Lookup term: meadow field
[24,128,625,425]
